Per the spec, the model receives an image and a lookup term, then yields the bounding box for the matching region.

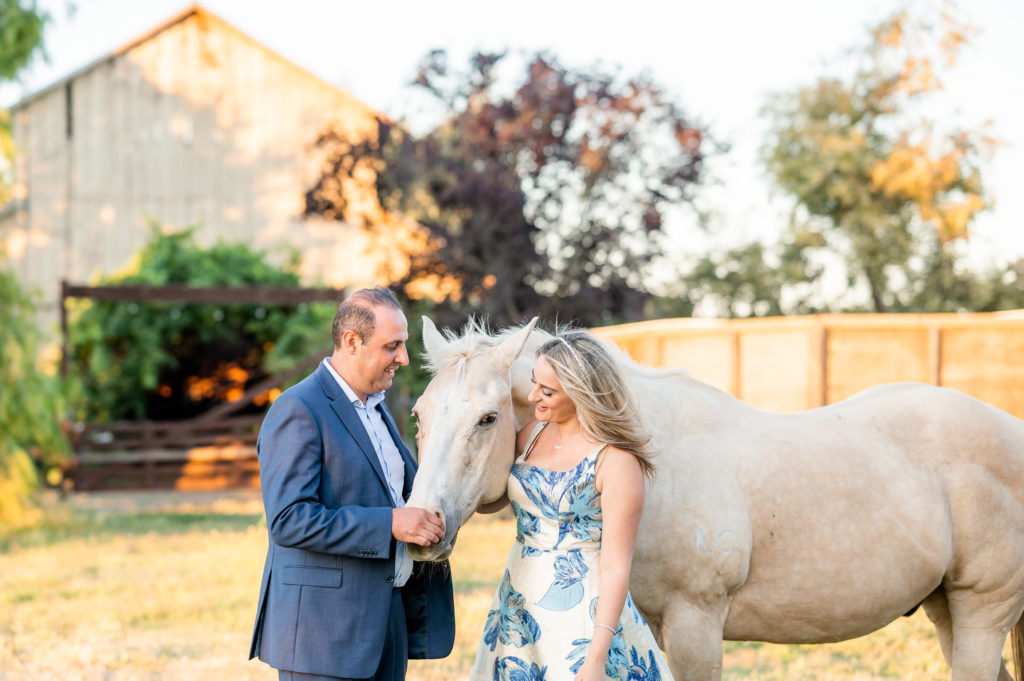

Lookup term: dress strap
[518,422,548,461]
[593,443,610,475]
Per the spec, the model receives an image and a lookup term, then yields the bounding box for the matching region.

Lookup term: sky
[3,0,1023,273]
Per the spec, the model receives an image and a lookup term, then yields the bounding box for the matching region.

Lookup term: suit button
[385,575,394,583]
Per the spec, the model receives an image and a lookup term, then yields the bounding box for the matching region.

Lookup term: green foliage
[0,262,68,526]
[67,221,336,422]
[907,249,1024,312]
[0,0,57,526]
[1,0,49,208]
[0,0,47,81]
[306,51,715,328]
[761,8,999,313]
[652,232,829,318]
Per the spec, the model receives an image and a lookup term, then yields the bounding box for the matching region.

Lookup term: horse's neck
[627,362,757,435]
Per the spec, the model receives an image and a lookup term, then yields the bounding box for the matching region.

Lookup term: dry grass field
[0,490,1013,680]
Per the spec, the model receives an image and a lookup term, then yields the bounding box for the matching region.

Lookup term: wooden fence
[61,281,342,490]
[591,310,1024,420]
[65,304,1024,490]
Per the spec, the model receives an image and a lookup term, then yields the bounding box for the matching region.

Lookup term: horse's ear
[422,316,446,361]
[494,317,539,368]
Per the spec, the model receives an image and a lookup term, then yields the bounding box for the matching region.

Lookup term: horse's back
[813,382,1024,472]
[633,375,1024,644]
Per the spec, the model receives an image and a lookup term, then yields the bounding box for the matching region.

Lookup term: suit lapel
[377,402,418,499]
[317,364,393,500]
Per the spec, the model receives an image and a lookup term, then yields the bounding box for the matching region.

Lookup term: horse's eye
[478,413,497,426]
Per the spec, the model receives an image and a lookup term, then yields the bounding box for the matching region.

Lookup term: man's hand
[392,507,446,546]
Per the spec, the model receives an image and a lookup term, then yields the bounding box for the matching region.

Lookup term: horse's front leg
[660,597,727,681]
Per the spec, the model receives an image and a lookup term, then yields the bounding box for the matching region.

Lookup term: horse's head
[406,316,544,560]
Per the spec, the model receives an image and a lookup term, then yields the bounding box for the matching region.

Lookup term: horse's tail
[1012,614,1024,680]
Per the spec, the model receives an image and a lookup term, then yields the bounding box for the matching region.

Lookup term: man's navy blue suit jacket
[249,362,455,678]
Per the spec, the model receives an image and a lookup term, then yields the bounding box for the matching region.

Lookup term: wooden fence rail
[73,415,263,451]
[591,310,1024,420]
[60,281,343,490]
[63,301,1024,489]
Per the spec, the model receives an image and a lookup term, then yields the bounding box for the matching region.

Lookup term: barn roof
[10,3,375,116]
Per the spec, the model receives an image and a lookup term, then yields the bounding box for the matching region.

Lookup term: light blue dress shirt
[323,358,412,587]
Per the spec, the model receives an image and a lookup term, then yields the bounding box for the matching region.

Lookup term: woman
[471,330,672,681]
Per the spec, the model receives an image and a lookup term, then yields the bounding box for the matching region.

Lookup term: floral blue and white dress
[470,423,673,681]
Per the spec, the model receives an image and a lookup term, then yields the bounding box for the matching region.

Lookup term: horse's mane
[423,318,552,379]
[423,316,690,383]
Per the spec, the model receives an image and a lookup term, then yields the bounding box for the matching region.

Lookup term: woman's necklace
[552,423,583,450]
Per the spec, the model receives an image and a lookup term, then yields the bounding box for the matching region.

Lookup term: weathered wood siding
[2,8,405,332]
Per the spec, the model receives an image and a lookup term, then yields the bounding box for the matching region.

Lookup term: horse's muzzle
[408,529,457,562]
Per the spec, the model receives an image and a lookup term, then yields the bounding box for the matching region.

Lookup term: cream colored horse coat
[407,319,1024,681]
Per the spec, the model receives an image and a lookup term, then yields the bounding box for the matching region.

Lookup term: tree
[1,0,55,525]
[1,0,49,204]
[0,0,46,80]
[762,8,997,312]
[0,266,67,524]
[305,50,714,328]
[650,229,828,319]
[905,245,1024,312]
[67,221,336,423]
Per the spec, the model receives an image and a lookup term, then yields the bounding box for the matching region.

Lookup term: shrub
[66,221,337,423]
[0,262,68,525]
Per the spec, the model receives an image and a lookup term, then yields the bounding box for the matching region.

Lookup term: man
[249,287,455,681]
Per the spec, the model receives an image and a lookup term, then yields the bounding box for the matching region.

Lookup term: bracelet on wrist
[594,623,616,635]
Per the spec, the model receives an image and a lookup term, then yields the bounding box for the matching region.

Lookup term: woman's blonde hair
[537,330,654,477]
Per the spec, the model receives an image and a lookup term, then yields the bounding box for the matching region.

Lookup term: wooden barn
[0,4,418,333]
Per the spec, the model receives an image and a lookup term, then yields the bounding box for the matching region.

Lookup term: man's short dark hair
[332,288,401,349]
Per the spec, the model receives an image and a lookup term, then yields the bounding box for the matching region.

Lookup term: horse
[405,317,1024,681]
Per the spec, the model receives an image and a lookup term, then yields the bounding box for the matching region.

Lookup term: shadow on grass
[0,509,266,553]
